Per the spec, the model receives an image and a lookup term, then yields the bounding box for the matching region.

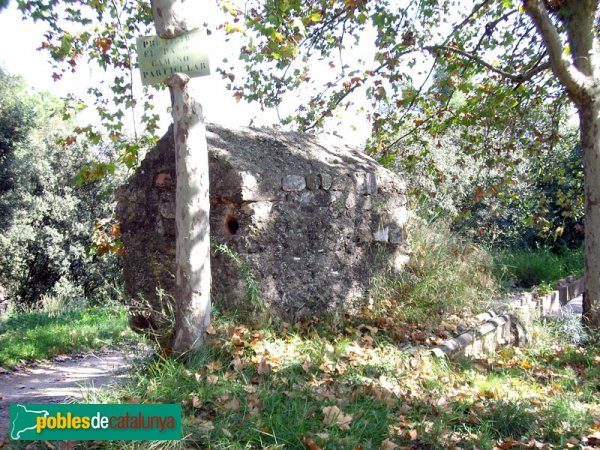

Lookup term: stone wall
[116,124,409,330]
[432,276,584,359]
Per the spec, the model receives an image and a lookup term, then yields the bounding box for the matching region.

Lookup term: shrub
[0,69,124,309]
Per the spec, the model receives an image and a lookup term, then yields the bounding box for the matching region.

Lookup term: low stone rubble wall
[116,124,410,331]
[433,276,584,359]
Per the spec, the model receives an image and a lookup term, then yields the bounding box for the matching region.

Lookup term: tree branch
[522,0,591,100]
[424,45,551,82]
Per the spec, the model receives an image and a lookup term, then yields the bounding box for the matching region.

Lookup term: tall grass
[371,217,496,324]
[494,246,584,289]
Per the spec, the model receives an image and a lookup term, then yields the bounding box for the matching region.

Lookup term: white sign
[136,29,210,86]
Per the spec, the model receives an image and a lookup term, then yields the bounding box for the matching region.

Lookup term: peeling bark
[524,0,600,328]
[151,0,211,354]
[581,99,600,328]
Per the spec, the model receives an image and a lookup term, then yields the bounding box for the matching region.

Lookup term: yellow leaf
[520,361,533,369]
[407,429,418,440]
[206,324,217,335]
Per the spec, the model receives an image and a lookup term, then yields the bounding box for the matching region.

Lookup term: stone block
[373,226,389,242]
[353,172,368,194]
[331,175,350,191]
[389,227,403,244]
[366,172,377,194]
[306,174,320,190]
[282,175,306,191]
[320,173,333,190]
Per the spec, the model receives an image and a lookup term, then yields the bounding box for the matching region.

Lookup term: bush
[0,69,124,309]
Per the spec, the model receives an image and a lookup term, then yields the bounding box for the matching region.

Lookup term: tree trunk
[151,0,211,355]
[524,0,599,329]
[581,98,600,328]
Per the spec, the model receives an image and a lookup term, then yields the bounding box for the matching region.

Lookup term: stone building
[116,124,409,330]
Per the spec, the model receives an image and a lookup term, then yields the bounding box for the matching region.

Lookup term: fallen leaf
[222,428,233,438]
[302,437,323,450]
[196,419,215,433]
[322,405,352,430]
[207,375,219,385]
[302,357,313,373]
[380,438,398,450]
[192,395,202,409]
[233,356,244,371]
[206,324,217,335]
[257,356,272,375]
[224,397,240,411]
[316,433,329,440]
[496,439,523,449]
[407,429,418,441]
[207,361,223,372]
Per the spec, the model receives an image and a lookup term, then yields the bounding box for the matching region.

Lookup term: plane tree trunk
[524,0,600,327]
[151,0,211,355]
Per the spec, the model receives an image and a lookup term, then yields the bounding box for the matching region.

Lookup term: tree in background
[0,70,35,231]
[0,68,122,310]
[226,0,599,327]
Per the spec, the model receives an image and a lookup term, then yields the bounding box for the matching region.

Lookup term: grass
[60,311,600,450]
[0,305,138,368]
[370,218,496,325]
[493,245,584,289]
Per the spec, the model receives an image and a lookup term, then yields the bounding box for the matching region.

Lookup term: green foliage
[16,0,157,165]
[0,69,35,230]
[0,306,137,367]
[480,399,538,439]
[494,246,583,289]
[0,69,124,308]
[212,241,263,313]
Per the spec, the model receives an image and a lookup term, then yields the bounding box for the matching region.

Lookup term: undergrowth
[493,245,584,289]
[370,218,496,325]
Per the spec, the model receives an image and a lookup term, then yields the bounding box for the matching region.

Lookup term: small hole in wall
[225,215,240,235]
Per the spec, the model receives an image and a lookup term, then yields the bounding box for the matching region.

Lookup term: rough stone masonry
[116,124,409,331]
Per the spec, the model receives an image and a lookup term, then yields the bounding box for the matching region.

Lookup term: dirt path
[0,348,142,441]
